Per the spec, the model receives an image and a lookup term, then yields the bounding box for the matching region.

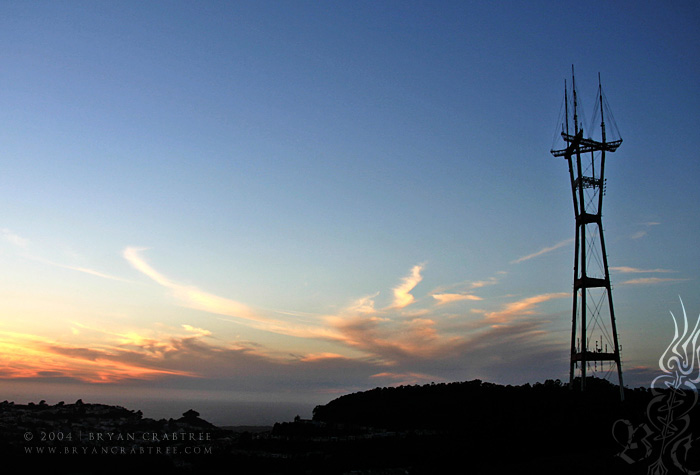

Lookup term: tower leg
[569,233,579,390]
[598,222,625,401]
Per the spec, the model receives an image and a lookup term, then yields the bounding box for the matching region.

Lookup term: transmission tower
[551,67,625,400]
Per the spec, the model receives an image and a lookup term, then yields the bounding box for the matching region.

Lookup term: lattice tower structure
[551,67,624,400]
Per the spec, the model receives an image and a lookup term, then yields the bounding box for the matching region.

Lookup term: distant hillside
[311,378,652,431]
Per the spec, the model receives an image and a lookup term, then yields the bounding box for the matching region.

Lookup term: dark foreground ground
[2,378,697,474]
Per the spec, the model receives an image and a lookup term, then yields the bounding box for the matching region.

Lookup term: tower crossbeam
[551,134,622,157]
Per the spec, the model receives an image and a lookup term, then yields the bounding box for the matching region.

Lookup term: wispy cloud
[619,277,687,286]
[484,292,569,323]
[124,247,258,320]
[123,247,337,340]
[298,353,347,362]
[510,239,572,264]
[348,293,380,315]
[432,293,482,305]
[1,229,29,248]
[0,231,132,283]
[470,275,502,288]
[430,273,501,297]
[610,266,683,286]
[31,257,134,283]
[388,265,423,309]
[630,222,660,240]
[610,266,674,274]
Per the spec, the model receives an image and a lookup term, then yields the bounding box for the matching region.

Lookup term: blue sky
[0,1,698,424]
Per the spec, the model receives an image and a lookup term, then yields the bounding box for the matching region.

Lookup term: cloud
[31,257,134,283]
[62,265,133,282]
[321,266,570,374]
[0,329,193,383]
[610,266,674,274]
[298,353,347,362]
[483,292,569,323]
[348,293,380,315]
[510,239,572,264]
[326,310,455,364]
[619,277,686,286]
[388,265,423,309]
[5,324,386,394]
[182,325,212,337]
[430,274,501,297]
[610,267,682,286]
[123,247,335,340]
[470,276,501,288]
[432,293,482,305]
[630,222,660,240]
[0,250,580,396]
[0,256,580,395]
[123,246,254,320]
[1,229,28,247]
[0,232,130,282]
[0,321,344,387]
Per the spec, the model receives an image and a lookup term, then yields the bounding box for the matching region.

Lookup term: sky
[0,1,698,425]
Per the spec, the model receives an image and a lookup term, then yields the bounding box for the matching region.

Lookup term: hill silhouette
[276,378,692,474]
[312,377,638,430]
[3,378,697,473]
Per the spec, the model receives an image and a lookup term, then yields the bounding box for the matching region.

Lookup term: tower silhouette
[551,67,624,400]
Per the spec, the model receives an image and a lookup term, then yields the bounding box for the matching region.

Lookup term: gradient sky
[1,1,698,425]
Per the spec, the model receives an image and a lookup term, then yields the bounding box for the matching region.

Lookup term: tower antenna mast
[551,67,624,400]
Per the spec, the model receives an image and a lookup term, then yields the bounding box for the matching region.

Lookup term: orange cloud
[326,306,460,364]
[347,293,379,315]
[484,292,569,323]
[0,330,191,383]
[321,268,567,366]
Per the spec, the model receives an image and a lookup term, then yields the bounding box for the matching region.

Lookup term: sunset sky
[1,1,698,425]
